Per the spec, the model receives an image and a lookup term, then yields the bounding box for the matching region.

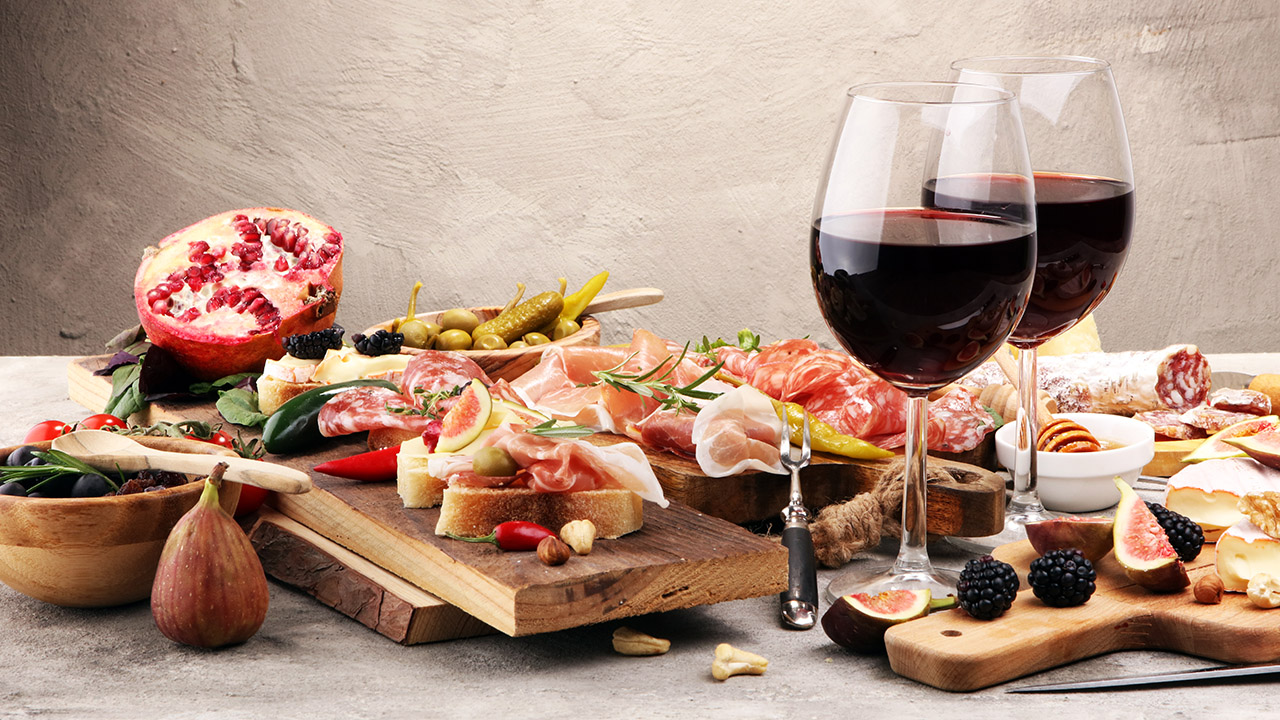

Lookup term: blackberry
[1146,501,1204,562]
[956,555,1019,620]
[353,329,404,356]
[283,325,345,359]
[1028,549,1096,607]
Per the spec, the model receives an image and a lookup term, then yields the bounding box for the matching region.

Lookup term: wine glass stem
[1011,346,1045,516]
[892,394,932,574]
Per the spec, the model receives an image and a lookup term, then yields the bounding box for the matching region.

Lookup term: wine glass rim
[950,55,1113,76]
[846,81,1018,106]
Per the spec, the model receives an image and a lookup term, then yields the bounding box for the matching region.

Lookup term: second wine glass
[812,82,1036,599]
[944,56,1136,552]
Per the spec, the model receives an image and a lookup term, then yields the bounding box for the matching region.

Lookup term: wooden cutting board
[67,354,1006,535]
[883,540,1280,691]
[1144,439,1202,477]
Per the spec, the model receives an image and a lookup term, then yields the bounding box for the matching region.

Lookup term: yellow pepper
[772,400,893,460]
[560,271,609,321]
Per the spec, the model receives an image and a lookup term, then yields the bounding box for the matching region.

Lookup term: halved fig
[820,589,933,654]
[1026,516,1114,562]
[435,379,492,453]
[1112,478,1189,593]
[1182,415,1280,463]
[1223,428,1280,471]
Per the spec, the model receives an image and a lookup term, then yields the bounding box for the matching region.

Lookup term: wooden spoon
[579,287,664,316]
[52,430,310,495]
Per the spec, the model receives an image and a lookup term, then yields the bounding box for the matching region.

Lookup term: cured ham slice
[426,425,668,506]
[690,385,783,477]
[716,340,994,452]
[634,408,698,456]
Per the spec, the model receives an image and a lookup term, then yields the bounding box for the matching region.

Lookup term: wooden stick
[992,346,1056,429]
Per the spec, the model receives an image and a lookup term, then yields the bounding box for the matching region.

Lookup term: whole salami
[961,344,1211,416]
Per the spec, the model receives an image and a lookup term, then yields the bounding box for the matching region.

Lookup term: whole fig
[151,464,269,648]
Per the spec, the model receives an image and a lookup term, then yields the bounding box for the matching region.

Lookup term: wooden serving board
[883,540,1280,692]
[68,354,1006,535]
[1144,439,1202,478]
[248,509,495,644]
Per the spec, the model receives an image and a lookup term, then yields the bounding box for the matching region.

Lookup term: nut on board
[611,626,670,656]
[711,643,767,680]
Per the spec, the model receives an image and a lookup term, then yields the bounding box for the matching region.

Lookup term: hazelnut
[1193,573,1224,604]
[560,519,596,555]
[537,536,571,566]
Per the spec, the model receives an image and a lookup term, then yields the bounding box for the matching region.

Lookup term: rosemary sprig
[693,328,762,361]
[0,450,117,492]
[589,344,724,412]
[386,384,466,419]
[524,419,596,439]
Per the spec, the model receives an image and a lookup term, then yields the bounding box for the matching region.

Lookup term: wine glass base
[947,508,1058,554]
[824,563,960,603]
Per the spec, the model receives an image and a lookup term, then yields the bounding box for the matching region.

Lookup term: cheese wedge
[1216,519,1280,592]
[1164,458,1280,540]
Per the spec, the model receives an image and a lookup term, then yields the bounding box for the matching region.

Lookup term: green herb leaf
[590,344,724,412]
[103,362,145,419]
[0,450,117,492]
[388,384,465,419]
[217,388,269,428]
[190,373,258,396]
[524,419,596,439]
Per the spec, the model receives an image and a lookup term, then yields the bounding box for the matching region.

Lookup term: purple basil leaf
[138,345,198,400]
[93,350,141,377]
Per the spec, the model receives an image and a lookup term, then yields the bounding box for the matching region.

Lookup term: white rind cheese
[1216,519,1280,592]
[1164,458,1280,538]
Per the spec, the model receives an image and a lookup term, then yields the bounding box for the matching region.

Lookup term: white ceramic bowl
[994,412,1155,513]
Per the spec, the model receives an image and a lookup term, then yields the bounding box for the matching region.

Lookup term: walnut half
[1239,491,1280,539]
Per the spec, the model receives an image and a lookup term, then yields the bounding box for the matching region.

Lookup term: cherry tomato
[188,429,235,450]
[24,420,74,443]
[79,413,128,431]
[233,484,270,517]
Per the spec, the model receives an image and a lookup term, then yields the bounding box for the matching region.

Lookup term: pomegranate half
[134,208,343,379]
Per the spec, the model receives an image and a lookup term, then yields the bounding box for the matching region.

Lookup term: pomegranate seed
[319,244,338,258]
[147,287,171,301]
[254,218,266,232]
[187,241,210,261]
[247,298,267,315]
[294,238,309,255]
[232,214,248,222]
[239,228,261,242]
[185,266,201,279]
[178,308,201,322]
[323,231,341,244]
[296,225,309,238]
[150,299,171,314]
[196,253,216,265]
[206,296,223,312]
[274,256,288,272]
[187,278,203,292]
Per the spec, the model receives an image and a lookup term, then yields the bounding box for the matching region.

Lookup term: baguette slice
[257,375,324,416]
[434,486,643,539]
[398,451,448,508]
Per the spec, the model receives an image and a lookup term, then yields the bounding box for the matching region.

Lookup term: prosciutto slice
[690,385,784,477]
[716,340,994,452]
[426,424,668,506]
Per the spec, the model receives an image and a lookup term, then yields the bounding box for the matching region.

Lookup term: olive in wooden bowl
[363,306,602,382]
[0,436,241,608]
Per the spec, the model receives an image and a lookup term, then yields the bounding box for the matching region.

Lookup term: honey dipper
[992,347,1101,453]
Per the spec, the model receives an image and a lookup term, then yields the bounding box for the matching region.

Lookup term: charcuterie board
[882,540,1280,692]
[67,354,1006,534]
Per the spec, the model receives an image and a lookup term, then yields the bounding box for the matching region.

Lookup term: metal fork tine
[799,412,811,464]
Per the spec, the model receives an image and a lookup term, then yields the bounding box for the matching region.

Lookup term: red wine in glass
[924,172,1134,345]
[811,208,1035,391]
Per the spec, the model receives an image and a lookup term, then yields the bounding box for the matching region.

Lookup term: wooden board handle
[580,288,664,316]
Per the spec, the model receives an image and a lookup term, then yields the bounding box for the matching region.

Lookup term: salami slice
[1207,388,1272,416]
[1133,409,1204,440]
[318,386,437,437]
[400,350,492,399]
[1179,406,1255,434]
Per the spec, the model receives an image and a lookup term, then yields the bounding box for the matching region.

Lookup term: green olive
[472,446,519,477]
[472,333,508,350]
[436,328,474,351]
[399,318,435,349]
[439,308,481,334]
[523,332,551,346]
[551,318,581,341]
[508,340,530,349]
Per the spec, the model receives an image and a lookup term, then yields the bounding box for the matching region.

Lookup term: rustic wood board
[69,354,787,637]
[68,354,1005,535]
[1144,439,1202,478]
[883,540,1280,692]
[248,509,495,644]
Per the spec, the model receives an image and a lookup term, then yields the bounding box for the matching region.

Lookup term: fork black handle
[780,520,818,629]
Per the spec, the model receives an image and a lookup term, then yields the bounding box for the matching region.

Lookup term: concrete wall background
[2,0,1277,358]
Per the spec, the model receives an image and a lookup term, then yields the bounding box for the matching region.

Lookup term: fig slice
[435,379,493,453]
[820,588,932,654]
[1182,415,1280,463]
[1223,428,1280,471]
[1112,477,1189,593]
[1025,516,1114,562]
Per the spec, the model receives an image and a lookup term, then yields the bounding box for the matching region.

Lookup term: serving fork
[778,414,817,630]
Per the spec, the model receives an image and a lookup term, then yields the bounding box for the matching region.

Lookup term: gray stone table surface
[1,355,1277,719]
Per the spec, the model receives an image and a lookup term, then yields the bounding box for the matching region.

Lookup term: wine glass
[944,57,1135,552]
[812,82,1036,599]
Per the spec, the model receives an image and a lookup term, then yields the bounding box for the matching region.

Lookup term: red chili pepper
[312,446,400,482]
[446,521,555,551]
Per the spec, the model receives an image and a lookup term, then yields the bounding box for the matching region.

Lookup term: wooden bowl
[364,307,602,381]
[0,436,241,608]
